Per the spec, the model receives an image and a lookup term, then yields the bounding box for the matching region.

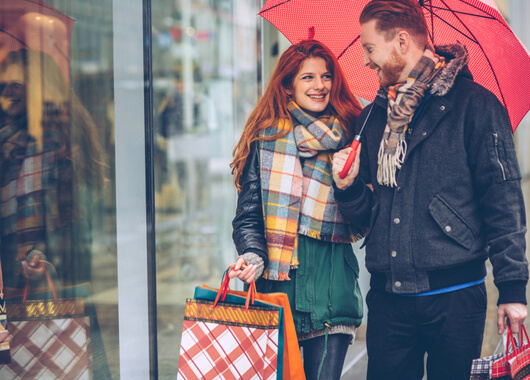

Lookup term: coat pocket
[428,195,475,249]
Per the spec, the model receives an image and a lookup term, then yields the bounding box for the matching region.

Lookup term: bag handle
[514,325,529,355]
[505,326,526,360]
[213,264,256,311]
[22,260,59,304]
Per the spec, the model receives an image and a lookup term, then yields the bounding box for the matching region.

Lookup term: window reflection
[0,0,117,378]
[0,48,104,287]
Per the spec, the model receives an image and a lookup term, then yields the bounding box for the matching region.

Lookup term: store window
[0,0,119,378]
[150,0,260,377]
[0,0,262,378]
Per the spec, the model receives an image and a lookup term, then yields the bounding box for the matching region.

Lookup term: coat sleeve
[232,142,269,268]
[465,87,528,305]
[334,105,375,229]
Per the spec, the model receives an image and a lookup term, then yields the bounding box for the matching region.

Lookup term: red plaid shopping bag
[0,264,111,379]
[509,325,530,380]
[492,327,524,380]
[177,268,284,380]
[0,258,10,365]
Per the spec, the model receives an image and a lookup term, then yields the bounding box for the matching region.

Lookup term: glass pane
[0,0,118,378]
[151,0,260,377]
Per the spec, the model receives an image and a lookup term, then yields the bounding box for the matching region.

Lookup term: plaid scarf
[0,111,72,261]
[259,101,365,280]
[377,47,446,187]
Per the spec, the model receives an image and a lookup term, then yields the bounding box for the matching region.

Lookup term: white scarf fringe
[377,137,407,187]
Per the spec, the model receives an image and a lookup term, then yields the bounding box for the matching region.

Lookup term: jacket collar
[430,42,470,96]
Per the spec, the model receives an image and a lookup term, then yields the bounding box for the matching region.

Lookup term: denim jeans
[299,333,351,380]
[366,283,487,380]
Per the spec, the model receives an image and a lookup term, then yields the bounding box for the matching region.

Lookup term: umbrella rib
[0,29,29,48]
[437,0,507,109]
[459,0,517,33]
[428,11,478,44]
[258,0,292,14]
[337,36,360,60]
[426,5,495,20]
[427,0,435,42]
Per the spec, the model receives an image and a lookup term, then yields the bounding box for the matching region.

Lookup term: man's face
[360,19,407,88]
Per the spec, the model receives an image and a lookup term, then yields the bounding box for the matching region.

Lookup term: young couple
[230,1,528,379]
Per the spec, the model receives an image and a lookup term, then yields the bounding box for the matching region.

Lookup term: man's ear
[396,30,411,53]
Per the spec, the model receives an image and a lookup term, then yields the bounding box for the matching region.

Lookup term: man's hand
[228,257,256,284]
[332,144,361,190]
[498,303,527,334]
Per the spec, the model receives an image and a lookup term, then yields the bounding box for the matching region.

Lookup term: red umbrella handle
[338,136,361,179]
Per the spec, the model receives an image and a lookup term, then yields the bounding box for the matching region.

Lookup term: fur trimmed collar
[430,42,470,96]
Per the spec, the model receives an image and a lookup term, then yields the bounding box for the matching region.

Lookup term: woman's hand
[228,257,257,284]
[332,144,361,189]
[21,251,46,280]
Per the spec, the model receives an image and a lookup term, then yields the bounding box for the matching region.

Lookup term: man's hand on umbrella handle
[228,257,256,284]
[333,145,361,189]
[498,303,527,334]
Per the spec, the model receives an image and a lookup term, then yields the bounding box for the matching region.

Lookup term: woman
[230,40,365,380]
[0,49,104,289]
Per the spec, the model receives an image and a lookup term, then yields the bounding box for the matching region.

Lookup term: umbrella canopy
[260,0,530,131]
[0,0,75,82]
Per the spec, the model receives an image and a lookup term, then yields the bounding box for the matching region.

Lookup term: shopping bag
[509,325,530,380]
[0,258,11,364]
[492,327,521,380]
[470,331,506,380]
[203,285,305,380]
[177,269,284,380]
[0,266,111,379]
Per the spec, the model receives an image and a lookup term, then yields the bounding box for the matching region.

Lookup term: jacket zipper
[493,133,506,181]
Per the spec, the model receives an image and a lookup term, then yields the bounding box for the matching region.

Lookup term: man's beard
[379,49,407,88]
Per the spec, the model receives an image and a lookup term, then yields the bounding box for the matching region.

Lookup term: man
[331,0,529,379]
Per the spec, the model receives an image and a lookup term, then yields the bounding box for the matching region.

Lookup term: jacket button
[396,187,402,192]
[440,105,446,111]
[422,131,427,136]
[391,251,397,257]
[395,281,402,288]
[445,225,452,232]
[393,218,400,224]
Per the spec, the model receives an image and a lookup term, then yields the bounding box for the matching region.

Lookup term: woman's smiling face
[1,64,27,117]
[289,57,332,116]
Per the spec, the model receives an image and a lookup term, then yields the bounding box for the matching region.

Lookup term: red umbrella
[0,0,75,82]
[260,0,530,132]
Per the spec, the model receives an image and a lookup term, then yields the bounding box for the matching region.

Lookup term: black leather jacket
[232,143,269,268]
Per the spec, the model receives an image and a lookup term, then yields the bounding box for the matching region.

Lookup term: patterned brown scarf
[0,110,73,261]
[377,47,446,187]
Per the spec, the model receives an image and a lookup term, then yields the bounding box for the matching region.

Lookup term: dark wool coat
[334,62,528,304]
